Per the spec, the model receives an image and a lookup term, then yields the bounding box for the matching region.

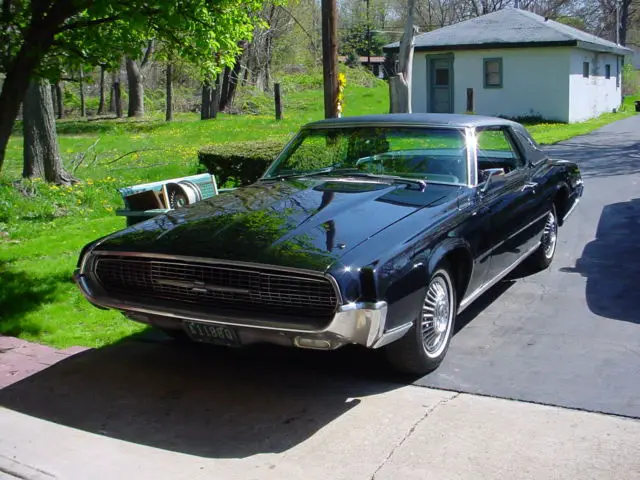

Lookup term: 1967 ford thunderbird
[74,114,583,374]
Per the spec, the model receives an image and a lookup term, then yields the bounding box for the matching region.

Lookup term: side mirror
[479,168,505,194]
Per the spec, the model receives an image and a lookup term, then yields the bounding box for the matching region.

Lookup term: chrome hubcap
[542,210,558,259]
[422,274,453,358]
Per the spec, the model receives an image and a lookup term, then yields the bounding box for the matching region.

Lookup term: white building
[384,8,633,123]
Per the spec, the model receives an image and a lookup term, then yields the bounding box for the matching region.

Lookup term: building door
[429,57,453,113]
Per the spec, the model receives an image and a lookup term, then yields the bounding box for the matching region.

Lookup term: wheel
[528,205,558,271]
[384,264,457,375]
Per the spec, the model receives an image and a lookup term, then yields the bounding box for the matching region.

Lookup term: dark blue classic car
[74,114,583,374]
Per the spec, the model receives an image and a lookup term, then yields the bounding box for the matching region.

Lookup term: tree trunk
[55,82,63,119]
[219,58,243,112]
[389,0,416,113]
[50,84,57,117]
[201,83,212,120]
[113,79,123,118]
[0,44,49,172]
[219,67,231,110]
[211,76,221,119]
[126,57,144,117]
[22,78,76,185]
[97,65,106,115]
[79,65,86,117]
[165,63,173,122]
[108,71,116,112]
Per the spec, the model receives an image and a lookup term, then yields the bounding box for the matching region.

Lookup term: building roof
[304,113,519,129]
[384,8,633,56]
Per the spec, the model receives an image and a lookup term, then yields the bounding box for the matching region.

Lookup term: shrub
[198,140,286,187]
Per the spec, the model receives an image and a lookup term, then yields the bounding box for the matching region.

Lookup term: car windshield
[263,126,469,185]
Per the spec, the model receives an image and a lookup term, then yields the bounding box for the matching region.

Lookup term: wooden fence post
[274,83,283,120]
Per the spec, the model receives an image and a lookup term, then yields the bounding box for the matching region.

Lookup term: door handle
[522,182,538,192]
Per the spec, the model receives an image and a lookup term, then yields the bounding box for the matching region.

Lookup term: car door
[475,126,546,281]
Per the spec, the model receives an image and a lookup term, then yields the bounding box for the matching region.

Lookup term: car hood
[94,177,458,272]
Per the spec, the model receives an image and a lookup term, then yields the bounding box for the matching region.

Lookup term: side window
[476,127,525,176]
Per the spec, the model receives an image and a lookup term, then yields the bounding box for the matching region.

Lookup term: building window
[483,58,502,88]
[605,64,611,79]
[583,62,590,78]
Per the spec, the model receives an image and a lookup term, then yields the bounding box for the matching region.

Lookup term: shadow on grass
[0,261,71,337]
[0,331,403,458]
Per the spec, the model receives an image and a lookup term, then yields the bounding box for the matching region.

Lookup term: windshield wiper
[263,169,426,191]
[261,167,338,181]
[329,171,427,191]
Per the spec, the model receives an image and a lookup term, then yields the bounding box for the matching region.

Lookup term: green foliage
[622,64,640,97]
[198,140,285,186]
[554,16,587,31]
[1,0,266,83]
[340,22,387,57]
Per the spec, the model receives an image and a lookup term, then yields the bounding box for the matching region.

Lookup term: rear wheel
[528,205,558,271]
[385,264,457,375]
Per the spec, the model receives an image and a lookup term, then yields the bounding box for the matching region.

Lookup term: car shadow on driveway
[560,197,640,324]
[0,333,405,459]
[0,268,525,459]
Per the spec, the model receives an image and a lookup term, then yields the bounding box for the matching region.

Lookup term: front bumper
[74,270,403,350]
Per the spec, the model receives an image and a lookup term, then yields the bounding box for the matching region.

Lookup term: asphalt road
[416,114,640,418]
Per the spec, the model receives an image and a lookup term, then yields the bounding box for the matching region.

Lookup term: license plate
[183,321,239,346]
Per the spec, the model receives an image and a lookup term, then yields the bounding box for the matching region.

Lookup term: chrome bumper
[74,270,402,350]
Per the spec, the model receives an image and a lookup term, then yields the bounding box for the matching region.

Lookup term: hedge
[198,140,286,187]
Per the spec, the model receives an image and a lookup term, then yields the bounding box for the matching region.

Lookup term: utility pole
[366,0,371,65]
[322,0,338,119]
[616,1,620,44]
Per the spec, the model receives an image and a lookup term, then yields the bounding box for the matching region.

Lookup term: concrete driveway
[1,115,640,479]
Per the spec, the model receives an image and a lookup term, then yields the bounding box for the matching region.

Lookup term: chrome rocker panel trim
[73,269,390,350]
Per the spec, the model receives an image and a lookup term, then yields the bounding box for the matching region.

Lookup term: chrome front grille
[93,256,339,322]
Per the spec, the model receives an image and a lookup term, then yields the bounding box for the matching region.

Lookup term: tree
[340,22,387,57]
[389,0,417,113]
[126,40,154,117]
[97,65,106,115]
[22,78,76,185]
[0,0,264,174]
[165,63,173,121]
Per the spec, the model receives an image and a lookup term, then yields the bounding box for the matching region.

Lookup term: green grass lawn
[0,76,637,349]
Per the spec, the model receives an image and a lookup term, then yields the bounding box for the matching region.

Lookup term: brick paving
[0,335,88,389]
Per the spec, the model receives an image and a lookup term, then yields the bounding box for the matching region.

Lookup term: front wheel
[384,264,457,375]
[528,206,558,271]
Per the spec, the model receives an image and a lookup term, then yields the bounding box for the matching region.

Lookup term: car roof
[303,113,520,129]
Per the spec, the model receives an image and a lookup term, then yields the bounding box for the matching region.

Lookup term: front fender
[425,236,474,279]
